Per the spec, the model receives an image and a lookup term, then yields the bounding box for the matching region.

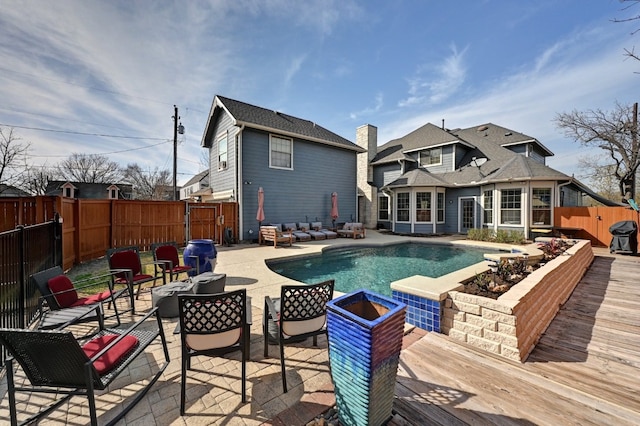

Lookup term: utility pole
[172,105,178,201]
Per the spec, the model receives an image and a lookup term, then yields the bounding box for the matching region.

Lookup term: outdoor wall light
[244,180,252,185]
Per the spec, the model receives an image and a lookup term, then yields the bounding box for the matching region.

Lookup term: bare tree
[121,163,172,200]
[577,156,620,201]
[555,102,639,201]
[0,126,31,194]
[56,153,122,183]
[613,0,640,61]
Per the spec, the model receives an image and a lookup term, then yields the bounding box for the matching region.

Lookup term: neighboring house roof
[45,181,134,199]
[202,95,365,153]
[182,170,209,187]
[457,123,554,157]
[0,184,30,197]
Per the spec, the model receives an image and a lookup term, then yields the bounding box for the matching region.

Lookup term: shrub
[467,228,525,244]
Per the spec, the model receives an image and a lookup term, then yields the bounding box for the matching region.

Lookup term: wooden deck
[393,251,640,425]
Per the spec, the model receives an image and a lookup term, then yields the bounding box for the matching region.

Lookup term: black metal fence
[0,216,62,364]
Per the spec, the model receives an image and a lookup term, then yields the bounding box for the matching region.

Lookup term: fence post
[53,213,63,268]
[16,225,26,329]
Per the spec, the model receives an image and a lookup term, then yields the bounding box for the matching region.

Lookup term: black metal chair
[0,308,170,426]
[31,266,128,328]
[178,290,248,415]
[263,279,334,393]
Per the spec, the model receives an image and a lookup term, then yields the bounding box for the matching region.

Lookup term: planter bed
[391,239,593,362]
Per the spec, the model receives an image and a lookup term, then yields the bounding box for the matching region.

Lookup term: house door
[459,197,476,233]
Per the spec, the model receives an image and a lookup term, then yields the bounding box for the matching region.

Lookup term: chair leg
[280,339,287,393]
[6,359,17,426]
[313,335,318,346]
[181,354,188,415]
[241,352,247,403]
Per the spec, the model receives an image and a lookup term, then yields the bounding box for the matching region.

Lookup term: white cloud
[398,44,468,107]
[350,93,384,120]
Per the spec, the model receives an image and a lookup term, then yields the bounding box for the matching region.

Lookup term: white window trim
[378,193,390,221]
[419,147,442,167]
[415,191,433,224]
[395,192,411,223]
[269,134,293,170]
[436,191,445,224]
[530,186,553,227]
[218,134,228,170]
[498,186,524,227]
[482,189,494,226]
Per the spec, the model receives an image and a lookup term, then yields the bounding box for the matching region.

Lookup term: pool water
[267,242,494,296]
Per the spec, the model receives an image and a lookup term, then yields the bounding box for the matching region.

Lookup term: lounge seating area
[282,222,312,242]
[336,222,366,239]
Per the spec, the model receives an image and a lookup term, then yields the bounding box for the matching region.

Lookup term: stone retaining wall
[441,240,593,362]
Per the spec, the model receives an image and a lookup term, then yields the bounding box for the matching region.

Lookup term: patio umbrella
[331,192,339,228]
[256,187,265,227]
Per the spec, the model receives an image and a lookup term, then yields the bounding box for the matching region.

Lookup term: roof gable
[202,95,364,152]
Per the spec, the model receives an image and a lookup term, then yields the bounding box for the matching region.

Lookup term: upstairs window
[218,134,228,170]
[419,148,442,167]
[270,135,293,169]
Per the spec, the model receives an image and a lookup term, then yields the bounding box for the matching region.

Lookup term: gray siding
[409,145,455,173]
[241,128,357,239]
[454,145,468,169]
[373,164,402,188]
[208,110,237,193]
[529,147,546,164]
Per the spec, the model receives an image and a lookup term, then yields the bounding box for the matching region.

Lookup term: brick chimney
[356,124,377,228]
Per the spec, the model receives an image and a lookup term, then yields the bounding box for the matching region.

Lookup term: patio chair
[151,241,196,282]
[31,266,128,328]
[263,279,334,393]
[259,226,294,248]
[336,222,366,239]
[0,308,170,426]
[178,290,248,414]
[106,246,166,307]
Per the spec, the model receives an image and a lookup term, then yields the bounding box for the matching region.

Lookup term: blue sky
[0,0,638,185]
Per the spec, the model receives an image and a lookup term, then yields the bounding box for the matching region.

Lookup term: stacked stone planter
[327,290,406,426]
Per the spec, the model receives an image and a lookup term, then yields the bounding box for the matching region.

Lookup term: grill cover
[609,220,638,253]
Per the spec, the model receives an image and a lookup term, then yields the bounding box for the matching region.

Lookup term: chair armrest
[51,304,103,331]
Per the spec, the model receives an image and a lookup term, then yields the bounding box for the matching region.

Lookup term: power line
[0,123,167,141]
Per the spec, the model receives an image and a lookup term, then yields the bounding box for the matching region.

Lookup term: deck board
[394,253,640,425]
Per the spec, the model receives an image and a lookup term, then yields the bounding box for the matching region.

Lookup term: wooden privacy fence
[555,206,640,247]
[1,196,238,270]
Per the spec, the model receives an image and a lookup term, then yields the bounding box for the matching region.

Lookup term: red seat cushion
[156,245,180,271]
[82,334,139,374]
[71,290,113,306]
[110,250,142,275]
[47,275,78,308]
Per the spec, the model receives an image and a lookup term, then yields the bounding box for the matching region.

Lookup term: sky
[0,0,638,186]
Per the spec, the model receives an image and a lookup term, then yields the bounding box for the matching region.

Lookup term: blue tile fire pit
[327,289,407,426]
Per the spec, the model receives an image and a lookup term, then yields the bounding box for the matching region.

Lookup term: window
[419,148,442,166]
[218,135,228,170]
[270,135,293,169]
[437,192,445,222]
[531,188,552,225]
[397,192,410,222]
[378,194,389,221]
[416,192,431,222]
[483,190,493,225]
[500,189,521,225]
[109,189,117,199]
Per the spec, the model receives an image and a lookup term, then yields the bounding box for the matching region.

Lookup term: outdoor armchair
[0,307,170,426]
[106,245,166,308]
[31,266,128,328]
[263,279,334,393]
[151,241,196,282]
[178,290,248,414]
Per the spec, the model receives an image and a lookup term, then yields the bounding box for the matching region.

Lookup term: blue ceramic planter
[183,239,217,277]
[327,289,407,426]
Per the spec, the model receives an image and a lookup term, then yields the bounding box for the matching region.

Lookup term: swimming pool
[267,242,495,296]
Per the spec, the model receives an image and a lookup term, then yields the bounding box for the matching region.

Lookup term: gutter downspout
[236,124,245,239]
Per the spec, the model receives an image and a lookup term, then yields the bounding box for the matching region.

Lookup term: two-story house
[357,122,618,237]
[180,170,210,201]
[201,95,365,241]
